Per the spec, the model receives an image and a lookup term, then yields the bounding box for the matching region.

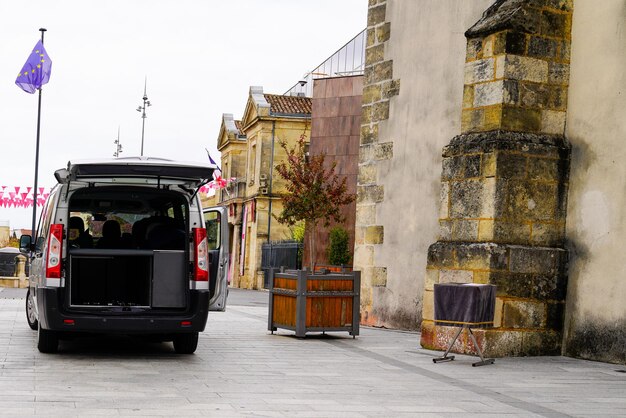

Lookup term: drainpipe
[267,121,276,243]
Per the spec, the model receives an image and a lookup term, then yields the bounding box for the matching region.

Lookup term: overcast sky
[0,0,367,230]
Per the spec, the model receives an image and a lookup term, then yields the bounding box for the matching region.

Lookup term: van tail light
[193,228,209,282]
[46,223,63,279]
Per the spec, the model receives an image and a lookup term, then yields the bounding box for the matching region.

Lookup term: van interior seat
[69,216,93,248]
[132,218,149,248]
[145,223,186,250]
[96,220,122,249]
[120,232,133,249]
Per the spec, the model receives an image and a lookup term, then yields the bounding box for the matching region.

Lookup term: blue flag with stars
[15,40,52,94]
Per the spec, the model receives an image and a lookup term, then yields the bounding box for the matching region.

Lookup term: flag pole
[30,27,46,239]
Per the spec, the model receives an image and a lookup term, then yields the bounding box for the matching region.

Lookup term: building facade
[561,0,626,364]
[304,75,363,268]
[355,0,495,330]
[0,223,9,248]
[217,87,311,289]
[356,0,626,364]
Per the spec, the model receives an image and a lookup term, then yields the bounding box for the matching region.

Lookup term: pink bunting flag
[0,185,53,208]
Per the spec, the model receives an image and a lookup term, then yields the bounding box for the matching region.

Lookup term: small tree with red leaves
[274,135,355,272]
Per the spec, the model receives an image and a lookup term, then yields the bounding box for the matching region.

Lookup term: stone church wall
[355,0,494,329]
[358,0,625,363]
[563,0,626,364]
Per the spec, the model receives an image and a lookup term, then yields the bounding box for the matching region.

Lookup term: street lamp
[136,78,151,156]
[113,126,122,158]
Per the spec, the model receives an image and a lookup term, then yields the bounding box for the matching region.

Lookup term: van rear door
[203,206,229,311]
[58,157,215,189]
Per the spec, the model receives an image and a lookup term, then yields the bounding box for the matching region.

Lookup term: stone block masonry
[355,0,400,325]
[440,131,570,247]
[421,0,572,357]
[422,240,568,356]
[461,1,572,135]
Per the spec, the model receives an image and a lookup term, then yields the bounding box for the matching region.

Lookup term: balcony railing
[220,180,247,203]
[285,29,366,98]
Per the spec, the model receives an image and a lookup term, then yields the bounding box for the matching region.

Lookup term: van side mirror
[19,235,33,254]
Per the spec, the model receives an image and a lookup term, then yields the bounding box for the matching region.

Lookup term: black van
[20,157,229,353]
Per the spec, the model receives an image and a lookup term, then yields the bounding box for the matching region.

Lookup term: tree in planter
[291,222,305,269]
[327,226,351,267]
[274,135,355,272]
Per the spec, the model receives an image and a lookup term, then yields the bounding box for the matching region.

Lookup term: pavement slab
[0,287,624,417]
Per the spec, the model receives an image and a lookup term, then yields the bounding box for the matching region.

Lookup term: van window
[35,189,57,252]
[68,187,188,250]
[204,211,220,250]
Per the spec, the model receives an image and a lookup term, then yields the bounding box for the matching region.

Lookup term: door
[58,157,216,189]
[203,206,229,311]
[29,187,60,322]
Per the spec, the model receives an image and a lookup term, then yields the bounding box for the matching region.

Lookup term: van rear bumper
[37,288,210,334]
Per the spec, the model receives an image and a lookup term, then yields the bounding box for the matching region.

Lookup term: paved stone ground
[0,287,625,417]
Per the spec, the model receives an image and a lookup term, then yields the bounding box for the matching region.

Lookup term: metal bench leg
[433,326,464,363]
[467,327,495,367]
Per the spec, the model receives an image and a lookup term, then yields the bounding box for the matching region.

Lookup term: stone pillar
[15,254,28,288]
[420,0,573,357]
[15,254,27,277]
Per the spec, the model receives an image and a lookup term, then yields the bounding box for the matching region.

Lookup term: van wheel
[173,332,198,354]
[37,323,59,353]
[26,289,38,331]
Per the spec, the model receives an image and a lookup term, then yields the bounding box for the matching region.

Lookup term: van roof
[55,156,216,187]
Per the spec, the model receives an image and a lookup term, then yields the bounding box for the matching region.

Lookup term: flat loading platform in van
[20,156,229,354]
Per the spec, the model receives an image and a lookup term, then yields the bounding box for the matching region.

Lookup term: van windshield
[68,187,188,250]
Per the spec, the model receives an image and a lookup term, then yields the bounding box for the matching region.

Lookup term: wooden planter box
[268,268,360,338]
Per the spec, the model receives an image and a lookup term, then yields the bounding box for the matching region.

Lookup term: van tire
[173,332,198,354]
[26,289,38,331]
[37,323,59,353]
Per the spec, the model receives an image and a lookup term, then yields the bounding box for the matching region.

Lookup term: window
[67,187,188,250]
[249,143,257,184]
[203,211,221,251]
[35,190,56,252]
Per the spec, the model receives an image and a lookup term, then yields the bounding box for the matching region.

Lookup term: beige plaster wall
[0,226,9,247]
[237,119,309,289]
[563,0,626,362]
[368,0,493,328]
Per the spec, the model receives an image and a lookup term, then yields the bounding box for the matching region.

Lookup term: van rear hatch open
[58,157,216,314]
[56,156,215,189]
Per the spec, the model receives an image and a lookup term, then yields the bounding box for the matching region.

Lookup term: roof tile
[264,94,312,115]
